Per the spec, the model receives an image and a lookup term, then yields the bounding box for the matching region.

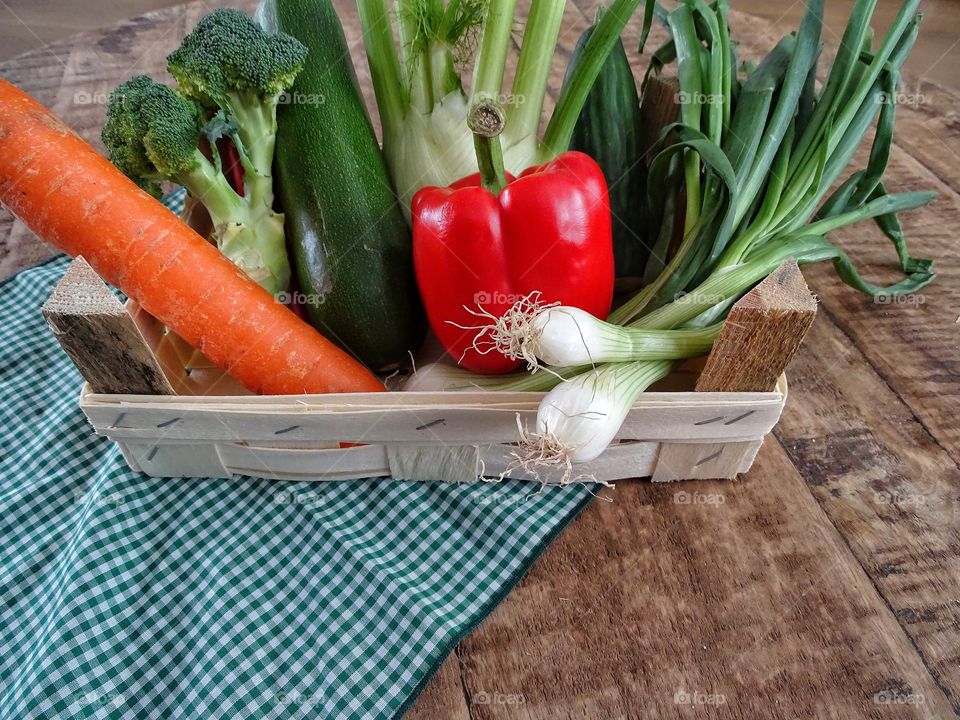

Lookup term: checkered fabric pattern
[0,196,595,719]
[162,186,187,217]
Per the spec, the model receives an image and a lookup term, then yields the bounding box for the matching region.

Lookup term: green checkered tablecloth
[0,193,595,718]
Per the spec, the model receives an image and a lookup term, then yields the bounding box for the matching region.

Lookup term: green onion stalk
[431,0,937,474]
[356,0,656,217]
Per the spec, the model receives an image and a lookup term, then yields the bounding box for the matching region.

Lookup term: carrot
[0,79,384,395]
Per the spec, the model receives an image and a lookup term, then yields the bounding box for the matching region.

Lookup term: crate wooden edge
[78,375,788,448]
[112,437,767,485]
[79,381,786,409]
[78,375,786,483]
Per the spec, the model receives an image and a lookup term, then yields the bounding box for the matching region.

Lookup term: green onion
[523,308,720,366]
[476,299,721,367]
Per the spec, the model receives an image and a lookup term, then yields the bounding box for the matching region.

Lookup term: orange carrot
[0,79,383,395]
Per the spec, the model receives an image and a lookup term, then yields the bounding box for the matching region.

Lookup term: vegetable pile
[463,0,937,472]
[0,0,937,479]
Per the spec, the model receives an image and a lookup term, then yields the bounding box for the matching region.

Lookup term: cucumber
[563,15,648,283]
[258,0,424,372]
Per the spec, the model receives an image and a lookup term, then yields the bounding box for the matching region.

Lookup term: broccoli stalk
[101,9,307,296]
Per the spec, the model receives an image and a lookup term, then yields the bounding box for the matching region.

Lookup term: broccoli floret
[166,8,307,179]
[167,7,305,105]
[102,74,290,295]
[102,75,207,197]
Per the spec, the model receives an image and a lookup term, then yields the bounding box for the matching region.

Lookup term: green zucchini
[258,0,424,372]
[563,12,648,283]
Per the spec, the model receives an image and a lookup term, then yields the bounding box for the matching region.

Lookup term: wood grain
[744,0,960,91]
[696,259,817,393]
[41,257,175,395]
[0,1,958,718]
[450,445,954,719]
[638,75,679,168]
[774,314,960,715]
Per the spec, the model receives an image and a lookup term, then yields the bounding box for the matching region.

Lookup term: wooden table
[1,2,958,718]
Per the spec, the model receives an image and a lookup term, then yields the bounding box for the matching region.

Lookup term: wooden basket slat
[116,439,668,484]
[80,386,786,409]
[82,379,785,446]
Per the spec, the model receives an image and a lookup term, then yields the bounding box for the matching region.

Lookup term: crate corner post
[41,256,175,396]
[652,259,817,483]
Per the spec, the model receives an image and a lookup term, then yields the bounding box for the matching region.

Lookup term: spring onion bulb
[514,360,674,475]
[529,308,721,365]
[473,294,721,368]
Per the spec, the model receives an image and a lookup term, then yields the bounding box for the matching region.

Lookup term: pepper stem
[469,103,508,195]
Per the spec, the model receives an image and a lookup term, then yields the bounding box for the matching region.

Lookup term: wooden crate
[45,257,816,485]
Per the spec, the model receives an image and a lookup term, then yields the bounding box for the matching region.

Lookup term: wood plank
[404,654,471,720]
[696,259,817,393]
[882,81,960,195]
[80,389,785,445]
[773,314,960,715]
[651,438,762,483]
[796,149,960,465]
[453,443,954,718]
[741,0,960,91]
[638,75,679,167]
[0,1,187,61]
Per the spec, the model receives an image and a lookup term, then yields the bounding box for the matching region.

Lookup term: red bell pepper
[412,148,615,374]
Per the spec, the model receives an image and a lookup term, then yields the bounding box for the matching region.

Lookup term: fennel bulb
[385,93,542,215]
[385,90,477,215]
[357,0,650,217]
